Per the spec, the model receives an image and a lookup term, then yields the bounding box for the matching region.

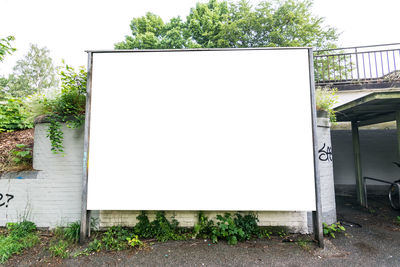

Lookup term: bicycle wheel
[388,183,400,210]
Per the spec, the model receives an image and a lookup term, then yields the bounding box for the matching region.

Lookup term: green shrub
[211,213,245,245]
[32,64,87,153]
[315,87,338,122]
[10,144,32,165]
[134,212,154,239]
[0,221,39,263]
[234,213,259,241]
[102,226,130,251]
[133,211,188,242]
[195,213,261,245]
[0,97,33,132]
[193,212,214,239]
[150,211,182,242]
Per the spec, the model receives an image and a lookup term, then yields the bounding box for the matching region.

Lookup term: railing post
[355,47,360,80]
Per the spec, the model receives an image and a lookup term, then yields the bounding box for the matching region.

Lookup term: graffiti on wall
[0,193,14,208]
[318,143,332,162]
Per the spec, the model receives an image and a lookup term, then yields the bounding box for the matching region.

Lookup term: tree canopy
[115,0,338,50]
[0,36,16,62]
[4,44,58,98]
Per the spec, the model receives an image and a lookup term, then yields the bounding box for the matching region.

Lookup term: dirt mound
[0,128,34,173]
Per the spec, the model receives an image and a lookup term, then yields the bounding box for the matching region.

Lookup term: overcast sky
[1,0,399,74]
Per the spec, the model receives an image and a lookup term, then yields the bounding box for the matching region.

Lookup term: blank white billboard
[87,49,316,211]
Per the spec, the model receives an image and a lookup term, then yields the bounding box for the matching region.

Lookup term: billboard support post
[80,52,93,243]
[308,48,324,248]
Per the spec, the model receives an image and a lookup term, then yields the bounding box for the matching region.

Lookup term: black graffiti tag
[318,143,332,162]
[0,193,14,208]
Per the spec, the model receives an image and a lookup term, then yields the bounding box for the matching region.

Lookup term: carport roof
[334,92,400,126]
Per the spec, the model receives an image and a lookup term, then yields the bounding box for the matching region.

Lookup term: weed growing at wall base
[0,221,39,263]
[49,240,70,259]
[10,144,32,165]
[193,212,261,245]
[323,222,345,238]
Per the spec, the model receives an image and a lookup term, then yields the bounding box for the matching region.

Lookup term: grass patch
[49,221,81,259]
[0,221,39,263]
[49,240,70,258]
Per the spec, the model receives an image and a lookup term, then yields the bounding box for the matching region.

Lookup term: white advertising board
[87,49,316,211]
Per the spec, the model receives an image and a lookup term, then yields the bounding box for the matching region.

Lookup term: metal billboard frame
[79,47,323,247]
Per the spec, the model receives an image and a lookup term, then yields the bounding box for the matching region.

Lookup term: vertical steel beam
[351,121,366,207]
[308,48,324,248]
[80,52,93,243]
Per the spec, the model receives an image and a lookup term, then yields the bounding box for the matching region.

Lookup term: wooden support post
[351,121,366,207]
[80,52,93,243]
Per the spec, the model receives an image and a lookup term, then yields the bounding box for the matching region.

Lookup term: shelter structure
[334,92,400,206]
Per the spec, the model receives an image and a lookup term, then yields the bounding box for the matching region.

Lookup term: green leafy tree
[6,44,58,98]
[0,77,9,101]
[115,0,338,50]
[0,98,33,132]
[0,36,16,62]
[0,36,16,100]
[115,13,199,49]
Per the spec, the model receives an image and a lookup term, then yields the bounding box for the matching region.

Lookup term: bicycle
[363,162,400,210]
[389,162,400,210]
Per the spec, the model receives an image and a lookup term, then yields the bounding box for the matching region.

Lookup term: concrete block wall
[316,113,337,224]
[0,123,84,228]
[99,211,308,233]
[331,129,398,194]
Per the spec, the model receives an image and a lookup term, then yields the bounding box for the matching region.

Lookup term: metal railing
[314,43,400,86]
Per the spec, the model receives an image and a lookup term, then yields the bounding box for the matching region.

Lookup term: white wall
[0,123,312,232]
[0,123,84,228]
[0,118,341,233]
[316,114,336,224]
[332,129,398,190]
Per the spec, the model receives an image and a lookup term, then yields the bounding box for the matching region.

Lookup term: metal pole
[308,48,324,248]
[80,52,93,243]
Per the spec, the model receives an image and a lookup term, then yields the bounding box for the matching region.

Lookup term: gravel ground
[3,195,400,266]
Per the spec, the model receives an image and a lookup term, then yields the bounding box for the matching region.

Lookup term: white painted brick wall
[1,119,339,233]
[0,123,84,228]
[316,115,337,224]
